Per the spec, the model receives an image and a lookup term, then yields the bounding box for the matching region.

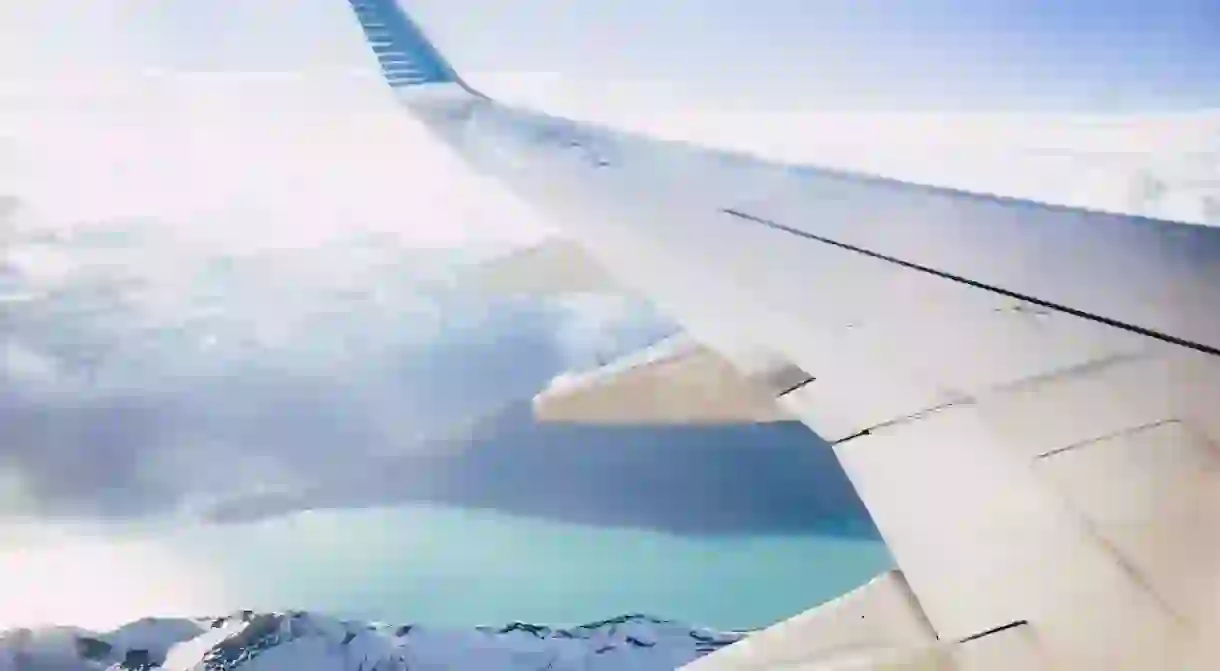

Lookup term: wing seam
[722,208,1220,358]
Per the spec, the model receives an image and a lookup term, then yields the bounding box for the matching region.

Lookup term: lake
[175,504,893,631]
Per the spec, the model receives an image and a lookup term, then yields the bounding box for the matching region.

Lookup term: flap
[464,238,621,297]
[532,333,809,425]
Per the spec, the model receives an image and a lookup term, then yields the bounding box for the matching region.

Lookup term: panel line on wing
[776,375,816,397]
[955,619,1029,645]
[1034,418,1180,460]
[991,350,1149,396]
[722,208,1220,358]
[826,398,969,445]
[830,428,872,445]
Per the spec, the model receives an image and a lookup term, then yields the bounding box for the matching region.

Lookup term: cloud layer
[0,198,639,522]
[3,66,1219,530]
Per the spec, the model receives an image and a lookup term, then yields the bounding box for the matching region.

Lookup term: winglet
[346,0,478,94]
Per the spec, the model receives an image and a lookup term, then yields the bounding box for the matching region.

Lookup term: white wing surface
[342,2,1220,667]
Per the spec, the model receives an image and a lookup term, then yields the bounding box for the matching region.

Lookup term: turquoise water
[177,504,893,631]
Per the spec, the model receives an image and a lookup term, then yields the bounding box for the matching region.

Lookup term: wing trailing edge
[684,570,1051,670]
[532,333,809,425]
[462,238,623,297]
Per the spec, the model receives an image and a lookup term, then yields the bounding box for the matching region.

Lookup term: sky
[5,0,1220,111]
[3,0,1218,241]
[1,0,1219,632]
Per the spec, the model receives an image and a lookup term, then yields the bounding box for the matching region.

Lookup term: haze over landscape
[1,2,1219,669]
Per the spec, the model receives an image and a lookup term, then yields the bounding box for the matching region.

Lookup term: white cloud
[4,74,1219,528]
[0,0,547,250]
[3,0,1219,541]
[0,520,229,630]
[3,73,546,250]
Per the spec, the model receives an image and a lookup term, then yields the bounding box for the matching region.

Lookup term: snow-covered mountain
[0,611,745,671]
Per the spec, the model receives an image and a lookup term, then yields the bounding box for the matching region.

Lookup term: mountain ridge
[0,610,747,670]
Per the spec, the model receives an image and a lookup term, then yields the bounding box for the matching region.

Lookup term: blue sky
[410,0,1220,110]
[6,0,1218,111]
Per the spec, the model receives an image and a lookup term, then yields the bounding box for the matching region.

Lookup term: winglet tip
[347,0,471,92]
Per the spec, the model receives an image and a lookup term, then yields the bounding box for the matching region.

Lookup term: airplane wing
[342,2,1220,668]
[461,239,808,424]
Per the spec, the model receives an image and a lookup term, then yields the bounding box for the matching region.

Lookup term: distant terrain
[204,401,877,539]
[0,610,744,671]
